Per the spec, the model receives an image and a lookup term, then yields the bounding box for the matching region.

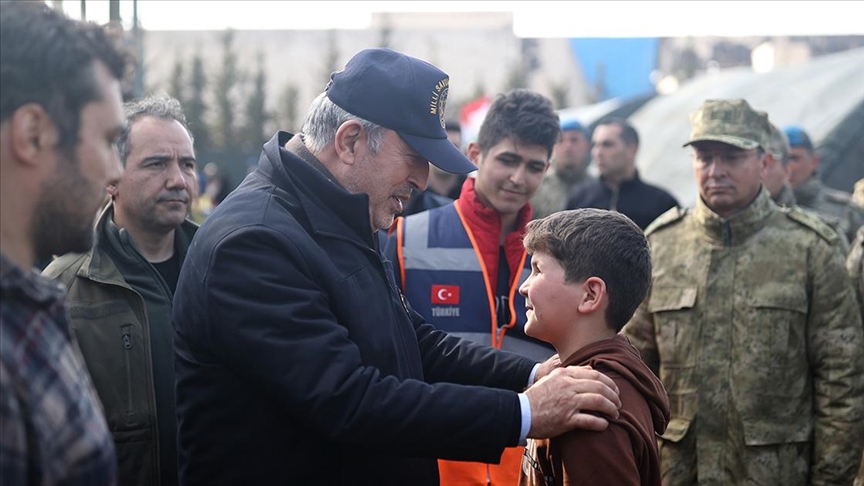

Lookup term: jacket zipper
[121,323,136,424]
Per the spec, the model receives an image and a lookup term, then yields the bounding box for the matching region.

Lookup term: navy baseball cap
[782,125,813,150]
[325,48,476,174]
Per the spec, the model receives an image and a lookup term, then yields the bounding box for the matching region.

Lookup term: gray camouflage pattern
[794,176,864,244]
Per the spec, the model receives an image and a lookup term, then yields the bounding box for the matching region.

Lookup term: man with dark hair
[531,119,593,219]
[783,124,863,243]
[43,96,197,486]
[173,49,621,486]
[567,117,678,229]
[0,2,126,484]
[518,209,669,485]
[624,99,864,484]
[386,88,561,485]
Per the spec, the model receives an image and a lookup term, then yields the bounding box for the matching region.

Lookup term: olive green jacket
[42,204,197,486]
[624,188,864,485]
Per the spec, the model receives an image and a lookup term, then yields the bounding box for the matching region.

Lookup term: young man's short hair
[476,88,560,158]
[523,209,651,331]
[594,117,639,148]
[0,2,127,151]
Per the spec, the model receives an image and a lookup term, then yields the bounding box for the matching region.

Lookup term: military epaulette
[783,206,839,244]
[644,207,687,236]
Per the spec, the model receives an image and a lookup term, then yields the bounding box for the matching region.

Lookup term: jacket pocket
[740,282,807,370]
[660,417,692,443]
[121,323,137,426]
[68,299,149,431]
[648,286,698,367]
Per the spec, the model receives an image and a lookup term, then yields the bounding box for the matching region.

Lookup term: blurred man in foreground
[0,2,126,483]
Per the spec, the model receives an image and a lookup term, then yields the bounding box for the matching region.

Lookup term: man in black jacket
[173,48,621,486]
[567,117,678,229]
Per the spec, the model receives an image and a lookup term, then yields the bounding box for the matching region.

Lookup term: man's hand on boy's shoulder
[533,354,562,383]
[525,366,622,439]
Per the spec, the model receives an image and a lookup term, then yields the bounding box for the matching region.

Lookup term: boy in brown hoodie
[518,209,670,486]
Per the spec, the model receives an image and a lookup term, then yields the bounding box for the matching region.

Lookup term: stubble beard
[33,154,100,260]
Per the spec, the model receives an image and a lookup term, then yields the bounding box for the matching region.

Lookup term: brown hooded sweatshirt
[519,334,670,486]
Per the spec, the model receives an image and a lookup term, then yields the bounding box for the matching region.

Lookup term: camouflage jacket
[773,184,850,253]
[848,227,864,486]
[794,176,864,243]
[849,227,864,327]
[772,183,797,208]
[530,167,593,220]
[623,188,864,485]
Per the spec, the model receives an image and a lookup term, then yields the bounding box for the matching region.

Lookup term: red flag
[431,285,460,305]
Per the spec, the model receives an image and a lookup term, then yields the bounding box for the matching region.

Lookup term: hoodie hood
[562,334,670,435]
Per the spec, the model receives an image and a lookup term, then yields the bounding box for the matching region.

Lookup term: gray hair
[117,96,194,166]
[301,92,385,155]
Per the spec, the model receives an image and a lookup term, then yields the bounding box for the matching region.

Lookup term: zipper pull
[123,333,132,350]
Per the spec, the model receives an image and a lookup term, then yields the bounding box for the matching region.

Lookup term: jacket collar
[260,132,375,247]
[693,186,775,245]
[455,176,532,245]
[773,184,797,208]
[455,177,531,284]
[78,202,198,283]
[598,169,642,191]
[792,175,821,207]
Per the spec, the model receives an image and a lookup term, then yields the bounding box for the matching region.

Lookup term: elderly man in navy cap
[172,48,622,486]
[531,118,593,219]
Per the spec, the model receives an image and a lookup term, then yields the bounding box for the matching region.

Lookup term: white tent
[630,47,864,207]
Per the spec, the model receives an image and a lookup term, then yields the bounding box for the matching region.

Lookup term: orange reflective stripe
[395,216,407,292]
[454,203,500,348]
[499,248,528,343]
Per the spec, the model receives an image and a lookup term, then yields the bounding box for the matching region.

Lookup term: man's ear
[10,104,59,167]
[107,182,119,198]
[333,120,364,165]
[757,151,769,179]
[466,142,482,165]
[577,276,606,314]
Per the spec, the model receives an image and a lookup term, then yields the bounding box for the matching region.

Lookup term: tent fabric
[629,47,864,207]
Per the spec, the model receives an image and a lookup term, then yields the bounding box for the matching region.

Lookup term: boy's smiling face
[519,250,583,348]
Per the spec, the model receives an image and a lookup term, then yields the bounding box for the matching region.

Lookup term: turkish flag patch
[431,285,460,305]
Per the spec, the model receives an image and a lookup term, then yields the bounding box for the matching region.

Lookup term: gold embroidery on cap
[429,77,450,129]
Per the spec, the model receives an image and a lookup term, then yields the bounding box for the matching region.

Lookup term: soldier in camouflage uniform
[783,125,864,243]
[623,99,864,486]
[762,120,849,251]
[849,227,864,486]
[531,119,593,220]
[762,120,796,208]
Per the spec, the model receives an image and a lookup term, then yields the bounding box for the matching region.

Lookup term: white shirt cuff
[527,363,541,386]
[517,393,531,446]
